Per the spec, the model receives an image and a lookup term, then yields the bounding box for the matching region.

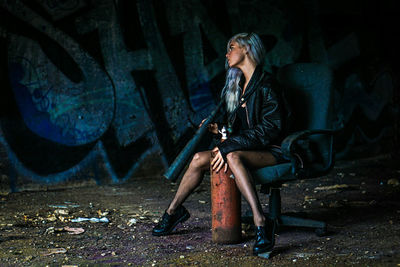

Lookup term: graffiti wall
[0,0,397,191]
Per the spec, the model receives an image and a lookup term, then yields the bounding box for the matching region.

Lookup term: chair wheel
[315,227,327,237]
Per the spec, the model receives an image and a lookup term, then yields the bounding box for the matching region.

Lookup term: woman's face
[226,41,246,68]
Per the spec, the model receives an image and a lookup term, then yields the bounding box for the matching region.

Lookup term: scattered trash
[64,226,85,235]
[71,217,109,223]
[127,218,137,226]
[24,255,33,261]
[46,214,57,222]
[45,226,84,235]
[388,178,399,187]
[329,201,343,208]
[198,200,206,204]
[314,184,350,191]
[0,192,9,197]
[42,248,67,256]
[49,205,69,209]
[186,245,194,250]
[54,209,69,215]
[293,252,314,258]
[97,210,109,217]
[180,255,185,259]
[304,196,316,202]
[45,227,57,234]
[48,202,80,209]
[337,172,345,178]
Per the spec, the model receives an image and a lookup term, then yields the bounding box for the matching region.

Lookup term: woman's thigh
[232,150,277,170]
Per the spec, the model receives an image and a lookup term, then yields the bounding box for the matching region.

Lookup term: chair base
[242,213,327,236]
[280,214,325,229]
[243,187,327,236]
[268,187,327,235]
[271,214,327,236]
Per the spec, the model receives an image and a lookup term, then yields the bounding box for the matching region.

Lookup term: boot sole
[152,212,190,236]
[253,245,274,256]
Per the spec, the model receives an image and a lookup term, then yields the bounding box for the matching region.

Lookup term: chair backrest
[277,63,334,166]
[278,63,333,131]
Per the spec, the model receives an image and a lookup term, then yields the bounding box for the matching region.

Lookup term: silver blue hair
[221,32,266,113]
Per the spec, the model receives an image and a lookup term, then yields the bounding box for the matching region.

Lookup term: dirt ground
[0,154,399,266]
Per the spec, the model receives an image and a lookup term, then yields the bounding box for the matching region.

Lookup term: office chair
[252,63,335,236]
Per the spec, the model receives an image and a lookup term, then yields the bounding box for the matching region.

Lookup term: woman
[152,32,287,255]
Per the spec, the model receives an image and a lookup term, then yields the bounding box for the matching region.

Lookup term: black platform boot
[253,218,276,255]
[152,205,190,236]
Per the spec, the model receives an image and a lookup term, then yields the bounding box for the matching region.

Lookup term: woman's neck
[240,61,257,92]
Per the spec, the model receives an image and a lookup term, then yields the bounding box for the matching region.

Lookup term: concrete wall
[0,0,397,191]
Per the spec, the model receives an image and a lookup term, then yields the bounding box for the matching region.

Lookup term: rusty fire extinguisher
[211,126,241,244]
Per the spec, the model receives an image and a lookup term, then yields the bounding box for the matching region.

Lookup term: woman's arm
[199,119,219,135]
[217,86,283,160]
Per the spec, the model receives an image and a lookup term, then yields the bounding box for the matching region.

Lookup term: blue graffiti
[0,134,163,187]
[9,61,77,144]
[32,85,52,112]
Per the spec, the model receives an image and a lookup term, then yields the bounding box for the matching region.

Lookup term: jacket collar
[241,65,264,101]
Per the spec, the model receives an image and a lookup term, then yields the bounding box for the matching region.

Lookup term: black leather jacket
[217,65,286,160]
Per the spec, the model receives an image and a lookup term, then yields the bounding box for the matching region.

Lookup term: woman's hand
[211,147,228,173]
[199,119,218,135]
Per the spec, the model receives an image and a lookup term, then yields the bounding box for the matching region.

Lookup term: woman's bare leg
[226,151,277,226]
[167,151,212,215]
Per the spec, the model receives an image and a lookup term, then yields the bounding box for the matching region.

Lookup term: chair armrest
[281,129,337,179]
[281,129,335,156]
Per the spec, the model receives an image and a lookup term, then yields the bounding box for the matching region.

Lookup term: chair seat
[253,163,296,184]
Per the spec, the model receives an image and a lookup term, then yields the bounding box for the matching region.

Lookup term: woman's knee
[190,152,210,169]
[226,151,242,165]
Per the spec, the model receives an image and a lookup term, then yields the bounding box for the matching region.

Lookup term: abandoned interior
[0,0,399,266]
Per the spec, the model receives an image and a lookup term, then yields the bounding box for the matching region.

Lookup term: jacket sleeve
[217,87,283,160]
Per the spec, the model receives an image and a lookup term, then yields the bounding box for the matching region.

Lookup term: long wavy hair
[221,32,266,113]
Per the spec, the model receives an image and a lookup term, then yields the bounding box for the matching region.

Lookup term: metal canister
[210,126,241,244]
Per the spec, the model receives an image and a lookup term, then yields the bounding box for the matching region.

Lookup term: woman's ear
[245,44,251,54]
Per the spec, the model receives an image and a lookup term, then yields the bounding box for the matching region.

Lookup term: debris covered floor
[0,154,399,266]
